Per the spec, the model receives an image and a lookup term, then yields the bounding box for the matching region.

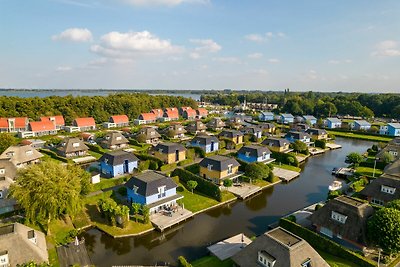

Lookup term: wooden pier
[207,233,252,261]
[273,167,300,182]
[150,208,193,232]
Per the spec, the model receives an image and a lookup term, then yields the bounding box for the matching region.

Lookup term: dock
[273,167,300,182]
[333,167,354,178]
[207,233,252,261]
[57,238,92,267]
[226,183,262,199]
[309,147,328,155]
[326,143,342,150]
[150,207,193,232]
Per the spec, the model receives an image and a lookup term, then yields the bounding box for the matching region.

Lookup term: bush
[177,256,192,267]
[190,146,206,158]
[184,163,200,174]
[160,163,177,172]
[134,153,163,167]
[223,179,233,187]
[172,168,222,201]
[117,186,127,196]
[178,159,194,166]
[314,139,326,149]
[138,160,150,172]
[86,143,105,154]
[327,190,342,200]
[245,162,270,180]
[291,140,309,155]
[315,204,323,210]
[39,149,69,163]
[287,215,296,222]
[271,151,299,167]
[236,158,249,172]
[149,160,159,170]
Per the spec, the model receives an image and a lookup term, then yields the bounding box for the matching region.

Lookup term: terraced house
[0,117,28,132]
[72,117,96,132]
[103,115,129,129]
[40,115,65,130]
[136,112,157,125]
[154,143,186,164]
[199,155,241,185]
[19,120,58,138]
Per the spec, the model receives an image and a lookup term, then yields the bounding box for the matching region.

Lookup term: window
[0,251,9,267]
[381,185,396,195]
[158,186,166,198]
[207,164,213,171]
[0,190,3,199]
[227,164,233,174]
[301,258,312,267]
[0,169,4,175]
[72,142,80,148]
[331,211,348,224]
[25,150,33,155]
[372,198,384,206]
[262,152,267,159]
[133,186,138,194]
[116,136,121,141]
[245,152,250,157]
[257,251,275,267]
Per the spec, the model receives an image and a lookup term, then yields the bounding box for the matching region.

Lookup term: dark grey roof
[262,137,289,148]
[219,129,244,138]
[291,123,310,131]
[303,115,317,121]
[306,128,327,135]
[238,145,271,158]
[154,142,186,154]
[125,171,177,197]
[354,120,371,126]
[285,131,311,140]
[241,126,262,135]
[384,158,400,178]
[376,139,400,161]
[281,113,294,118]
[327,117,341,123]
[199,155,240,171]
[99,151,138,166]
[360,174,400,202]
[191,135,219,146]
[206,117,226,129]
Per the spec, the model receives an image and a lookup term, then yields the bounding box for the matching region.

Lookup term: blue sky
[1,0,400,92]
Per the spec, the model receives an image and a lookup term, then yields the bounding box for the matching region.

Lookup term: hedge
[190,146,206,158]
[134,153,163,167]
[129,138,147,148]
[86,143,105,155]
[39,149,69,163]
[359,160,387,170]
[279,218,375,267]
[236,158,249,172]
[160,163,177,172]
[184,163,200,174]
[314,139,326,149]
[271,151,299,167]
[172,168,222,201]
[178,158,194,166]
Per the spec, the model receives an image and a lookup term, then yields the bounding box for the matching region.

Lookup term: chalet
[162,124,187,139]
[360,174,400,206]
[136,113,157,125]
[241,126,263,139]
[285,131,312,145]
[262,137,291,153]
[0,223,49,266]
[302,115,317,125]
[101,131,129,150]
[259,111,274,121]
[280,113,294,124]
[206,117,226,131]
[125,171,183,214]
[0,145,43,170]
[19,120,58,138]
[218,129,244,148]
[232,227,329,267]
[259,122,276,134]
[154,143,186,164]
[309,196,374,248]
[136,127,161,144]
[227,116,243,129]
[99,151,138,178]
[186,120,207,134]
[56,138,89,158]
[199,155,241,185]
[182,109,197,120]
[387,123,400,137]
[190,135,219,153]
[352,120,371,131]
[0,174,17,214]
[196,108,208,118]
[290,123,309,132]
[40,115,65,129]
[0,117,28,132]
[237,145,273,164]
[103,115,129,128]
[306,128,328,140]
[72,117,96,131]
[151,109,164,119]
[376,137,400,162]
[326,117,342,129]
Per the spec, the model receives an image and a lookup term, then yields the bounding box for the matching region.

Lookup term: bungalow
[232,227,329,267]
[40,115,65,130]
[125,170,183,214]
[218,129,244,148]
[190,135,219,153]
[186,120,207,134]
[20,139,46,149]
[352,120,371,131]
[72,117,96,131]
[0,117,29,132]
[290,123,309,132]
[103,115,129,129]
[237,145,273,164]
[154,143,186,164]
[136,127,161,144]
[360,174,400,206]
[259,111,274,122]
[227,116,243,129]
[162,109,179,122]
[182,109,197,120]
[179,106,192,116]
[309,196,374,248]
[302,115,317,125]
[280,113,294,124]
[151,109,164,119]
[56,137,89,158]
[241,126,263,139]
[136,113,157,125]
[326,117,342,129]
[196,108,208,119]
[199,155,241,185]
[101,131,129,150]
[261,137,290,153]
[206,117,226,131]
[0,223,49,266]
[99,151,138,178]
[387,123,400,137]
[162,124,187,139]
[285,131,312,145]
[306,128,328,140]
[19,120,58,138]
[376,137,400,162]
[0,145,43,169]
[259,122,276,134]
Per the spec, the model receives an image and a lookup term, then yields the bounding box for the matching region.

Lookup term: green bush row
[279,218,375,267]
[172,168,222,201]
[160,163,178,172]
[39,149,69,163]
[184,163,200,174]
[134,153,163,166]
[314,139,326,149]
[178,159,194,166]
[359,160,387,170]
[129,138,147,148]
[271,151,299,167]
[86,143,105,155]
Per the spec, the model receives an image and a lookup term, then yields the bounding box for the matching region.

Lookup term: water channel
[81,137,373,266]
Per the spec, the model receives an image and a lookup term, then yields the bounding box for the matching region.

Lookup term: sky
[1,0,400,92]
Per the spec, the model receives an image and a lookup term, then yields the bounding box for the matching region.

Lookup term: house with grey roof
[136,127,161,144]
[186,120,207,134]
[290,123,310,132]
[376,137,400,162]
[232,227,329,267]
[237,145,273,164]
[227,116,243,129]
[0,223,48,266]
[190,135,219,153]
[0,145,43,169]
[351,120,371,131]
[285,131,312,145]
[360,173,400,206]
[302,115,317,125]
[308,196,374,248]
[218,129,244,149]
[100,131,129,150]
[56,137,89,158]
[154,142,187,164]
[125,170,182,214]
[99,151,139,178]
[162,123,187,139]
[261,137,291,153]
[326,117,342,129]
[199,155,241,185]
[306,128,328,140]
[241,126,263,139]
[259,122,276,134]
[206,117,226,131]
[279,113,294,124]
[259,111,274,122]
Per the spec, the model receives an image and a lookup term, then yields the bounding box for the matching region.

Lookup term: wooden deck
[57,238,92,267]
[150,207,193,232]
[225,183,262,199]
[207,233,252,261]
[326,143,342,150]
[273,167,300,182]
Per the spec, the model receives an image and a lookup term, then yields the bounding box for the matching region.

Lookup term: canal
[82,137,373,266]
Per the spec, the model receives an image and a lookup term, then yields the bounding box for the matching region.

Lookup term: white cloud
[248,53,263,59]
[245,32,286,42]
[56,66,72,72]
[268,58,280,63]
[328,59,352,64]
[122,0,209,6]
[212,57,240,63]
[245,34,264,42]
[372,40,400,57]
[190,39,221,53]
[52,28,93,42]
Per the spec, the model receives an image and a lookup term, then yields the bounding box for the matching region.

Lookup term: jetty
[226,183,262,199]
[333,167,354,178]
[326,143,342,150]
[207,233,252,260]
[273,167,300,182]
[150,207,193,232]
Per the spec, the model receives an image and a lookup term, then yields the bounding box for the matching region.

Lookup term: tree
[382,151,395,164]
[345,152,363,166]
[0,133,17,154]
[166,129,177,138]
[131,203,141,222]
[223,179,233,187]
[386,199,400,211]
[141,205,150,224]
[367,207,400,255]
[186,180,198,194]
[115,205,130,228]
[245,162,270,181]
[10,162,88,233]
[291,140,309,155]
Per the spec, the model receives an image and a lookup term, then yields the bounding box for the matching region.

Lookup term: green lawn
[272,163,301,172]
[355,166,383,177]
[88,150,103,159]
[317,250,361,267]
[191,256,234,267]
[90,177,127,192]
[327,130,392,142]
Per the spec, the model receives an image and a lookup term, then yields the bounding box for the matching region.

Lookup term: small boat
[331,167,338,175]
[328,180,343,191]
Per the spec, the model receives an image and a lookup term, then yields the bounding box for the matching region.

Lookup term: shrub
[117,186,127,196]
[190,146,206,158]
[138,160,150,172]
[184,163,200,174]
[245,162,270,180]
[287,215,296,222]
[314,139,326,149]
[160,163,177,172]
[177,256,192,267]
[223,179,233,187]
[271,151,299,167]
[39,149,69,163]
[134,153,163,167]
[178,159,194,166]
[149,160,159,170]
[86,143,105,154]
[291,140,309,155]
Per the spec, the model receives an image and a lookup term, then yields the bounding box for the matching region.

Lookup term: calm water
[81,137,373,266]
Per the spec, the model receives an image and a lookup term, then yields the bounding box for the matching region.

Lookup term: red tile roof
[0,118,8,128]
[80,132,94,140]
[110,115,129,124]
[151,109,164,117]
[29,121,56,132]
[197,108,208,116]
[181,106,192,111]
[40,115,65,126]
[0,117,28,129]
[185,109,197,117]
[139,113,157,121]
[164,110,179,119]
[73,117,96,127]
[164,107,177,112]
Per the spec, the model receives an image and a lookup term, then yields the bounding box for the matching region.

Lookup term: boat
[331,167,338,175]
[328,180,343,191]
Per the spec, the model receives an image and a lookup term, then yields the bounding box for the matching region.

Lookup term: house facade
[72,117,96,131]
[280,113,294,124]
[56,137,89,158]
[259,111,274,121]
[19,121,58,138]
[376,138,400,162]
[285,131,312,144]
[101,131,129,150]
[241,126,263,139]
[0,117,29,133]
[259,122,276,134]
[40,115,65,130]
[182,109,197,120]
[136,127,161,144]
[199,155,241,185]
[100,151,138,178]
[196,108,208,118]
[306,128,328,140]
[136,113,157,125]
[352,120,371,131]
[302,115,317,125]
[190,135,219,153]
[237,145,272,164]
[387,123,400,137]
[154,143,186,164]
[162,108,179,121]
[326,117,342,129]
[186,120,207,134]
[227,116,243,129]
[104,115,129,128]
[218,130,244,146]
[262,137,290,153]
[163,124,186,139]
[360,174,400,206]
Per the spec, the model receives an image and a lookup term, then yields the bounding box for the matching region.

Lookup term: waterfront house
[218,129,244,149]
[326,117,342,129]
[0,117,28,133]
[387,123,400,137]
[162,109,180,121]
[290,123,310,132]
[186,120,207,134]
[206,117,226,131]
[100,131,129,150]
[262,137,291,153]
[162,123,187,139]
[196,108,208,118]
[190,135,219,153]
[19,120,58,138]
[376,137,400,162]
[154,143,186,164]
[99,151,138,178]
[285,131,312,144]
[232,227,329,267]
[136,127,161,144]
[360,174,400,206]
[306,128,328,140]
[136,113,157,125]
[125,171,182,214]
[182,109,197,120]
[302,115,317,125]
[237,145,273,164]
[103,115,129,129]
[259,111,274,121]
[199,155,241,185]
[241,126,263,139]
[72,117,96,131]
[380,125,389,135]
[151,109,164,119]
[280,113,294,124]
[309,195,374,248]
[259,122,276,134]
[40,115,65,130]
[56,137,89,158]
[0,223,49,266]
[352,120,371,131]
[227,116,243,129]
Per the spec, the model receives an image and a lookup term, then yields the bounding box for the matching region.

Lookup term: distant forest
[0,93,197,124]
[201,91,400,118]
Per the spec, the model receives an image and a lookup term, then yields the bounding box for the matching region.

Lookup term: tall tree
[0,133,17,154]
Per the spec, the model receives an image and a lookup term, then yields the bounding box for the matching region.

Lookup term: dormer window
[207,164,213,171]
[0,251,9,267]
[133,186,138,194]
[258,251,276,267]
[331,211,348,224]
[0,169,4,175]
[27,230,37,244]
[245,152,250,157]
[72,142,80,148]
[158,186,166,198]
[116,136,121,141]
[381,185,396,195]
[301,258,312,267]
[262,152,267,159]
[227,164,233,174]
[25,150,33,156]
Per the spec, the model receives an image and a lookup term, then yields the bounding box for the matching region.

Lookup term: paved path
[273,167,300,182]
[207,233,252,261]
